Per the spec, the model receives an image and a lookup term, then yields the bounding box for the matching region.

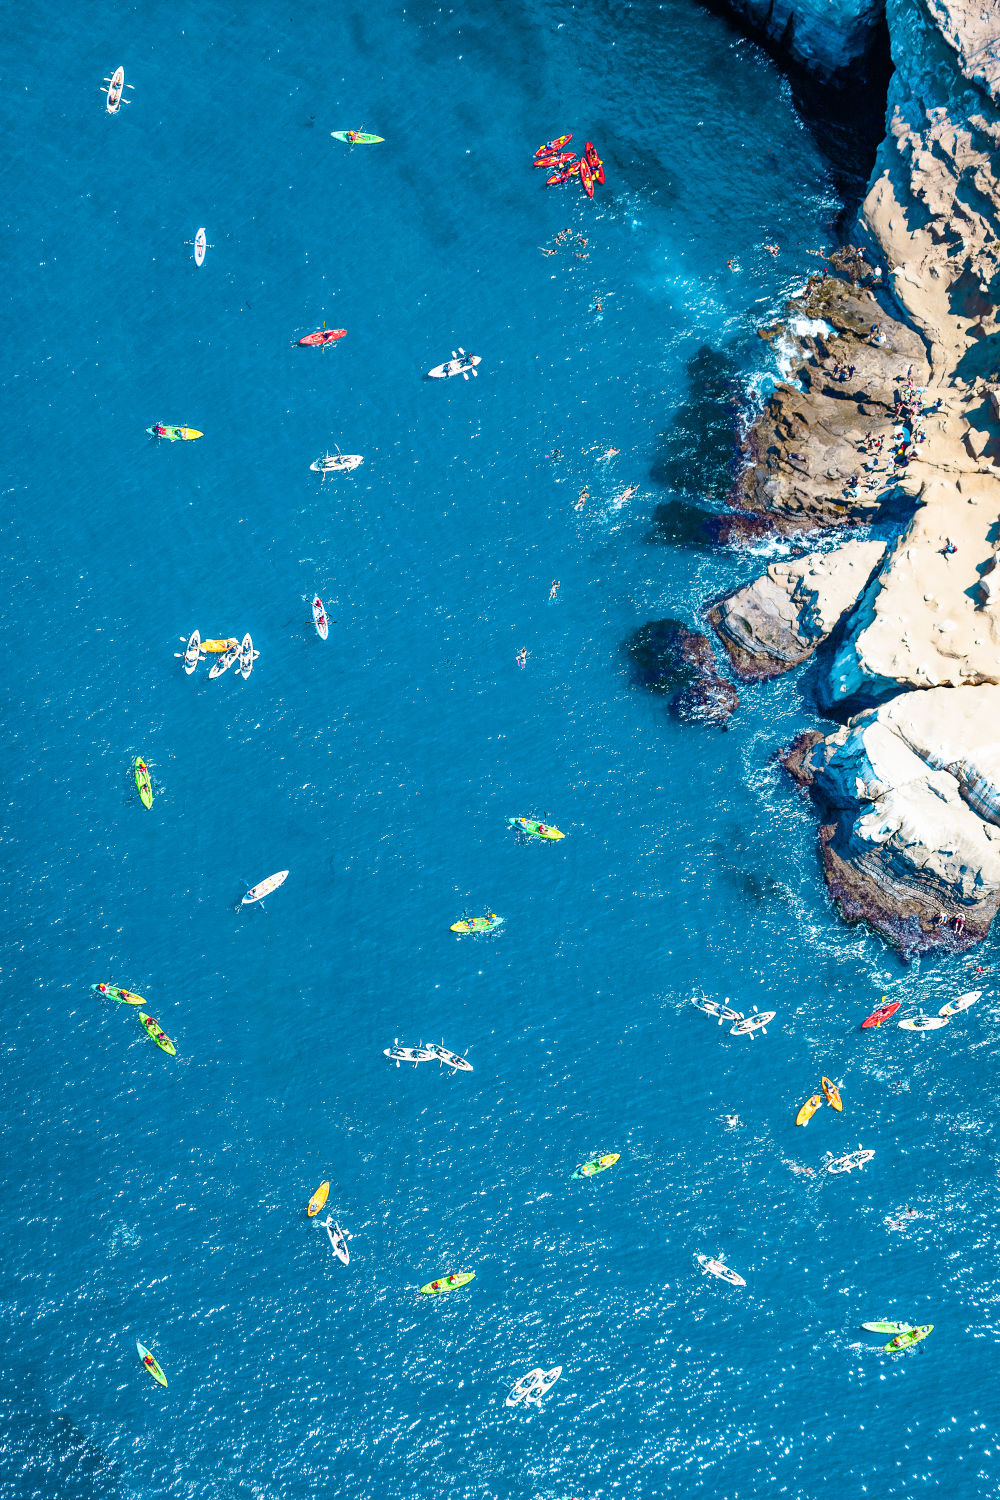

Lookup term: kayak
[331,130,384,143]
[139,1013,176,1056]
[863,1321,914,1334]
[939,989,982,1017]
[899,1015,949,1031]
[133,756,152,810]
[534,151,576,168]
[506,1367,546,1406]
[242,869,289,904]
[201,638,237,653]
[147,425,202,441]
[730,1010,775,1036]
[427,349,481,380]
[321,1216,350,1264]
[450,914,503,933]
[310,452,363,474]
[884,1324,933,1352]
[534,134,572,155]
[691,996,722,1016]
[384,1041,437,1066]
[584,141,605,184]
[312,597,329,639]
[861,999,900,1028]
[136,1340,167,1387]
[579,158,594,199]
[796,1094,823,1126]
[238,633,255,680]
[508,817,565,840]
[307,1181,330,1217]
[92,983,145,1005]
[298,329,347,346]
[696,1254,746,1287]
[546,164,580,185]
[572,1152,619,1179]
[426,1042,472,1072]
[208,642,240,679]
[420,1271,476,1295]
[106,66,125,113]
[182,629,202,673]
[821,1077,843,1111]
[524,1366,562,1404]
[193,227,207,266]
[825,1148,874,1173]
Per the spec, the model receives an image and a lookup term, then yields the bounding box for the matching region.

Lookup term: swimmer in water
[764,243,779,257]
[788,1163,815,1177]
[516,647,529,669]
[548,580,560,601]
[619,483,640,502]
[600,447,620,461]
[724,1114,741,1128]
[574,486,590,511]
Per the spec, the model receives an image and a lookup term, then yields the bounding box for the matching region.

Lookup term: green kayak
[862,1321,913,1334]
[419,1271,476,1295]
[139,1012,176,1056]
[137,1339,167,1386]
[134,756,153,809]
[572,1152,619,1180]
[883,1323,933,1352]
[507,817,565,840]
[450,914,503,933]
[92,983,146,1005]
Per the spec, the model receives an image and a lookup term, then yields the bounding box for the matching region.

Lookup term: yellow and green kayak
[134,757,152,809]
[147,424,202,441]
[883,1324,933,1352]
[450,914,504,933]
[139,1013,176,1056]
[420,1272,476,1295]
[331,130,384,143]
[508,818,565,840]
[137,1339,167,1386]
[92,983,145,1005]
[572,1152,619,1179]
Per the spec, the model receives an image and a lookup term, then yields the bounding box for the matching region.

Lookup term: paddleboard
[208,642,240,679]
[312,597,329,639]
[899,1015,949,1031]
[193,228,207,266]
[242,870,289,905]
[939,989,982,1017]
[92,983,145,1005]
[796,1094,823,1126]
[861,999,900,1028]
[696,1254,746,1287]
[883,1324,933,1352]
[307,1181,330,1217]
[508,817,565,840]
[579,157,594,198]
[106,66,125,113]
[862,1321,914,1334]
[420,1271,476,1295]
[572,1152,619,1179]
[331,130,384,143]
[821,1077,843,1111]
[182,629,202,673]
[450,914,503,933]
[298,329,347,346]
[136,1340,167,1386]
[133,756,152,810]
[427,349,481,379]
[238,633,254,680]
[730,1011,775,1036]
[534,134,572,155]
[139,1013,176,1056]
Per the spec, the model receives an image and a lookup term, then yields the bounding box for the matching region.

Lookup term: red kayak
[861,1000,901,1029]
[546,162,579,185]
[298,329,347,347]
[534,134,572,157]
[584,141,605,185]
[579,157,594,199]
[534,151,576,168]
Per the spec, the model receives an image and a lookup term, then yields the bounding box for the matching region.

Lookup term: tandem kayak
[147,424,202,441]
[821,1077,843,1111]
[508,817,564,840]
[534,134,572,155]
[105,66,126,113]
[795,1094,823,1126]
[584,141,604,184]
[572,1152,619,1179]
[730,1010,775,1037]
[884,1324,933,1352]
[242,870,288,905]
[384,1041,437,1066]
[546,163,580,185]
[136,1340,167,1386]
[139,1013,176,1056]
[298,329,347,346]
[182,629,202,673]
[92,983,145,1005]
[420,1271,476,1295]
[320,1216,351,1263]
[899,1015,949,1031]
[307,1181,330,1217]
[861,999,900,1028]
[331,130,384,143]
[426,1042,473,1072]
[696,1254,746,1287]
[238,633,255,680]
[579,157,594,198]
[863,1320,914,1334]
[534,151,576,168]
[450,914,503,933]
[310,451,364,474]
[427,349,481,380]
[193,227,207,266]
[208,642,240,679]
[312,597,329,639]
[133,756,152,809]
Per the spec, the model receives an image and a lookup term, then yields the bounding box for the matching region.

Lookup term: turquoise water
[3,2,998,1497]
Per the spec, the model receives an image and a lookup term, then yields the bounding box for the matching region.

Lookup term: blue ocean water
[3,2,998,1497]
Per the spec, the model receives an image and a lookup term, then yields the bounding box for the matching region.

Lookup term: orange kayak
[795,1094,823,1126]
[307,1181,330,1217]
[821,1077,843,1111]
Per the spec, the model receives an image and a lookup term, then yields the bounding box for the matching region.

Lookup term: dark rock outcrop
[626,619,739,727]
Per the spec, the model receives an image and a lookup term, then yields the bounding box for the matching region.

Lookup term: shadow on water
[648,345,743,503]
[2,1407,124,1500]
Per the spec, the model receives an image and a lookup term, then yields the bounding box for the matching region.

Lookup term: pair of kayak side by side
[91,986,176,1055]
[796,1077,843,1125]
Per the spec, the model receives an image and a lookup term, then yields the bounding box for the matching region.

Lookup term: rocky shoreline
[701,0,1000,954]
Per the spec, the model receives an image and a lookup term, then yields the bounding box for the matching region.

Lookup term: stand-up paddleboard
[146,424,203,441]
[238,633,255,680]
[420,1271,475,1295]
[427,348,481,379]
[862,1321,914,1334]
[450,913,503,933]
[939,989,982,1017]
[136,1340,167,1386]
[426,1042,472,1072]
[321,1216,350,1263]
[696,1254,746,1287]
[861,998,900,1028]
[312,597,329,639]
[133,756,153,809]
[182,629,202,673]
[507,817,565,840]
[383,1040,437,1067]
[104,66,132,113]
[506,1368,546,1407]
[208,641,240,679]
[310,451,363,475]
[534,134,572,155]
[571,1153,619,1179]
[821,1077,843,1111]
[579,157,595,198]
[730,1010,774,1037]
[139,1013,176,1056]
[796,1094,823,1126]
[201,638,238,653]
[883,1324,933,1352]
[298,329,347,346]
[331,130,383,143]
[524,1366,562,1404]
[899,1014,949,1031]
[307,1181,330,1217]
[92,983,145,1005]
[584,141,605,184]
[242,870,289,905]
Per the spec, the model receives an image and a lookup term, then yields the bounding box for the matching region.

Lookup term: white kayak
[825,1148,874,1174]
[383,1041,437,1066]
[182,629,202,674]
[505,1368,545,1407]
[104,66,130,113]
[321,1216,350,1264]
[310,452,363,474]
[193,227,207,266]
[427,1042,472,1072]
[427,348,481,380]
[696,1254,746,1287]
[691,997,721,1016]
[208,641,240,679]
[938,989,982,1017]
[238,632,255,680]
[524,1366,562,1404]
[242,869,289,905]
[312,596,329,640]
[730,1010,774,1037]
[899,1014,949,1031]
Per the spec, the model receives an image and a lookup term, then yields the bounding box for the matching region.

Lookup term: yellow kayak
[307,1181,330,1217]
[821,1076,843,1111]
[796,1094,823,1126]
[202,638,238,653]
[508,818,565,840]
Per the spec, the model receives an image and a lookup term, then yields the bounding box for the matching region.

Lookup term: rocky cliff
[713,0,886,78]
[713,0,1000,951]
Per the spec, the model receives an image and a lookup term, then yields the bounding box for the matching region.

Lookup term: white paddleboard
[899,1015,949,1031]
[938,989,981,1017]
[242,869,289,905]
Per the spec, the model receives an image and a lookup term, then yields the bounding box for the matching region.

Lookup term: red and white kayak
[584,141,605,185]
[861,1000,900,1029]
[546,162,580,186]
[534,152,576,168]
[312,597,329,640]
[534,134,572,156]
[242,870,289,905]
[579,158,595,199]
[298,329,347,347]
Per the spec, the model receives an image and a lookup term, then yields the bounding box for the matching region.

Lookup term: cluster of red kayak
[533,134,604,199]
